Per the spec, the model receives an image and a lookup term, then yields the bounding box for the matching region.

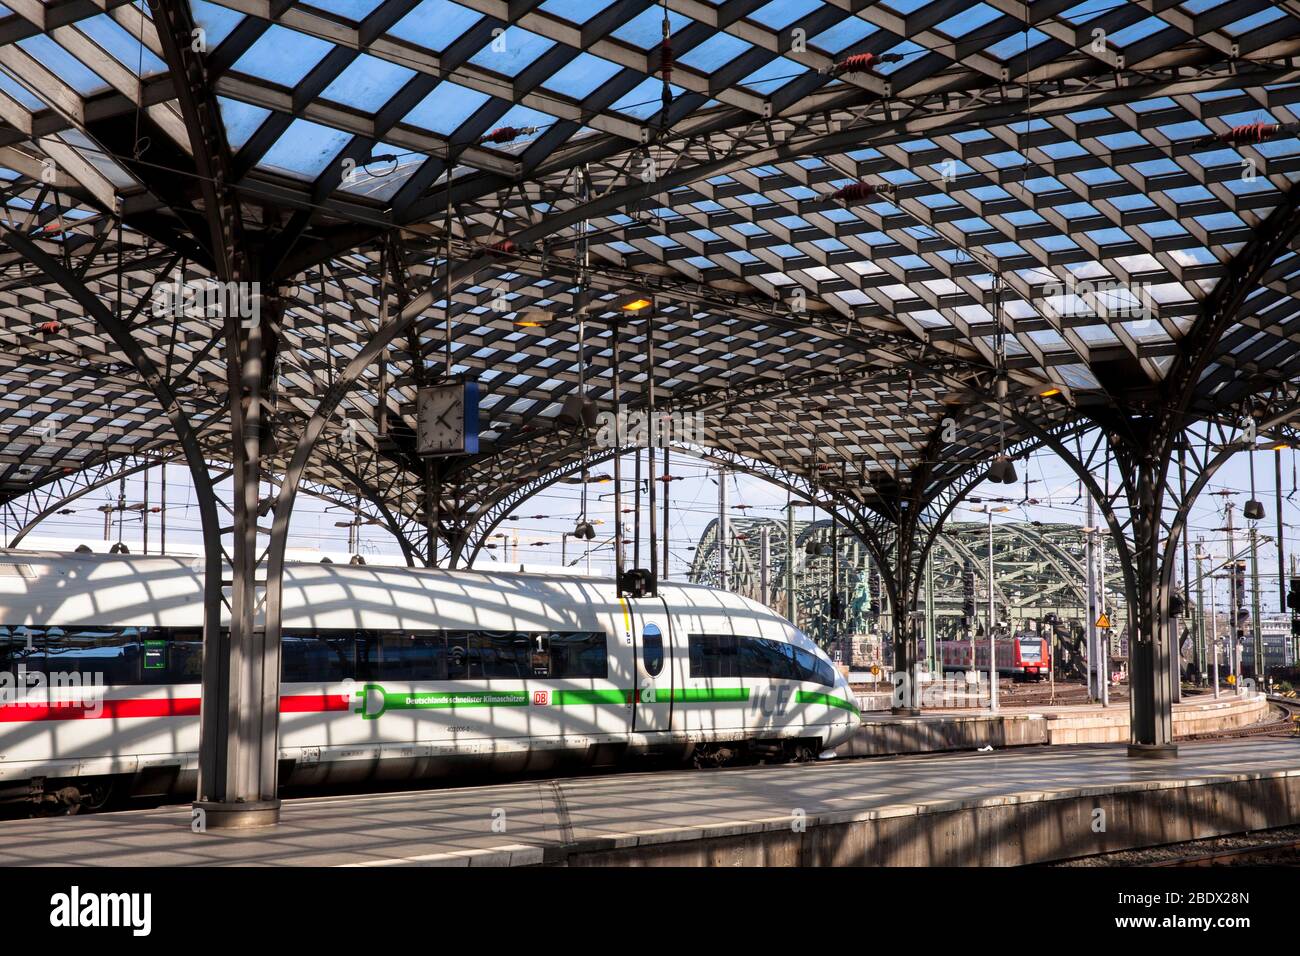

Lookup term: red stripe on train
[0,693,350,722]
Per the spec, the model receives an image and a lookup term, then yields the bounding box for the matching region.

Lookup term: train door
[667,587,749,737]
[624,597,674,734]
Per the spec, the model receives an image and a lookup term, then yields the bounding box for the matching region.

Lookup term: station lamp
[513,309,554,329]
[619,296,652,313]
[1243,442,1265,519]
[986,454,1017,484]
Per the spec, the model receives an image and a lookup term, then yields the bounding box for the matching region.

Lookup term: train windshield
[1018,637,1042,661]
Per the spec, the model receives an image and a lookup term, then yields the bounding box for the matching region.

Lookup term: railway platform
[0,738,1295,867]
[841,692,1272,758]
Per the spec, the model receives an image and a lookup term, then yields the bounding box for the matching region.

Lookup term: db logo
[533,691,548,705]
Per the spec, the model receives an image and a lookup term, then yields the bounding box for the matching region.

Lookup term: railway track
[1181,695,1300,740]
[1142,838,1300,866]
[1055,824,1300,866]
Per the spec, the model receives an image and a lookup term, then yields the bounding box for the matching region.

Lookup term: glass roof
[0,0,1295,522]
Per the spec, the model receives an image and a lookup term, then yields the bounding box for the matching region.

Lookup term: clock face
[417,382,479,456]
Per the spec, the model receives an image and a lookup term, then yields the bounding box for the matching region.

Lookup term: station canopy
[1,0,1299,536]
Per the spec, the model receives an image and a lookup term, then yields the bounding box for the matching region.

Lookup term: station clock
[416,379,480,456]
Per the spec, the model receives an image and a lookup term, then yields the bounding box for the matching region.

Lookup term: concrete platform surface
[839,693,1269,756]
[0,739,1296,866]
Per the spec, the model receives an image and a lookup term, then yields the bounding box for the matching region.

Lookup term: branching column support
[149,0,283,825]
[1127,182,1300,757]
[0,226,226,783]
[1003,183,1300,756]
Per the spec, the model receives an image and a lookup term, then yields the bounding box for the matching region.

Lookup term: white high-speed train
[0,552,859,811]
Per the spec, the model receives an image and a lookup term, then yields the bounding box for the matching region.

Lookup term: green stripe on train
[667,687,748,703]
[550,688,749,705]
[795,690,859,714]
[551,689,634,706]
[357,685,530,719]
[357,684,820,718]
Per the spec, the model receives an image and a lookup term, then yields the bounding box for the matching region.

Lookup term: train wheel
[691,744,736,769]
[78,780,115,813]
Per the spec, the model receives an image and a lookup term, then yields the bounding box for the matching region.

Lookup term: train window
[0,625,209,686]
[379,631,446,681]
[281,631,357,683]
[43,626,141,685]
[355,631,383,680]
[736,636,795,680]
[467,631,530,679]
[446,632,470,680]
[641,624,663,677]
[164,628,204,684]
[688,634,738,678]
[0,625,43,674]
[791,645,835,688]
[550,632,608,679]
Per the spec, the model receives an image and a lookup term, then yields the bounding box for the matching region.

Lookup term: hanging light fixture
[1244,446,1265,519]
[513,309,554,328]
[986,277,1018,485]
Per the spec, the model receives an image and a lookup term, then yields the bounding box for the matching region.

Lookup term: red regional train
[937,632,1050,680]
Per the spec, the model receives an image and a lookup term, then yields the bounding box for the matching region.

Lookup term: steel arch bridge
[689,516,1126,648]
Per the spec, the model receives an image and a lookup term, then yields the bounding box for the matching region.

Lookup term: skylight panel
[77,15,167,75]
[0,71,45,110]
[468,26,557,77]
[986,28,1049,60]
[810,17,877,53]
[740,56,807,93]
[541,52,622,99]
[612,7,692,46]
[539,0,618,23]
[389,0,483,52]
[232,25,333,86]
[1224,7,1287,36]
[191,0,244,49]
[935,4,1002,38]
[1158,119,1211,141]
[1036,234,1079,253]
[339,143,428,202]
[305,0,387,20]
[750,0,822,30]
[218,97,272,151]
[1061,0,1121,24]
[679,32,752,72]
[55,130,134,188]
[1108,194,1156,211]
[17,35,107,95]
[881,0,929,13]
[257,118,352,180]
[1109,17,1167,46]
[609,77,685,119]
[402,81,490,134]
[321,54,416,111]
